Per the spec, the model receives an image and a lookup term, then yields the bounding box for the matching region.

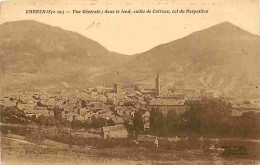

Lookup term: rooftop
[149,98,185,106]
[102,124,126,132]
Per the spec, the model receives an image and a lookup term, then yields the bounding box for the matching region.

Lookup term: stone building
[148,98,187,115]
[114,83,122,94]
[101,124,128,139]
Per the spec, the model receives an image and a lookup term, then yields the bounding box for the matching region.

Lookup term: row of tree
[133,97,260,138]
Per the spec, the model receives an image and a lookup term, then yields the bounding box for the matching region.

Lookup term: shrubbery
[149,97,260,138]
[0,106,28,124]
[25,129,45,144]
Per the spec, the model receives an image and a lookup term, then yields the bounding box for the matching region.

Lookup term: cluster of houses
[1,73,260,141]
[230,98,260,116]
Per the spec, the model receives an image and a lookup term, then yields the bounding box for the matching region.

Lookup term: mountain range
[0,20,260,97]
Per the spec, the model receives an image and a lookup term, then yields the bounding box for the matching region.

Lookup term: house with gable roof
[101,124,128,139]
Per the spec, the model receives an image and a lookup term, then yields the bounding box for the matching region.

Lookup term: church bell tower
[155,71,160,96]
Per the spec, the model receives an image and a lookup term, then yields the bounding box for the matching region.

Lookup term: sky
[0,0,259,55]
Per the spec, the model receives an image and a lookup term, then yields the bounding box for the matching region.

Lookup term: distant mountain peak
[213,21,241,29]
[2,19,50,28]
[203,21,248,34]
[217,21,236,26]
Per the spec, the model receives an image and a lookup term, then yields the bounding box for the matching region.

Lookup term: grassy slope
[1,134,259,165]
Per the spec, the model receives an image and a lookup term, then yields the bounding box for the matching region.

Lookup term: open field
[1,134,259,165]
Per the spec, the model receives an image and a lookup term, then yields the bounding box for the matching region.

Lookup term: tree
[149,108,166,136]
[91,116,107,128]
[184,97,232,136]
[235,112,260,137]
[54,107,63,119]
[81,100,86,108]
[0,106,28,124]
[166,110,182,136]
[71,120,85,129]
[133,111,144,136]
[36,116,57,126]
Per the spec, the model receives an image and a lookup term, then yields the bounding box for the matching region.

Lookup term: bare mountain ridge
[100,22,260,97]
[0,20,130,70]
[0,20,260,97]
[0,20,131,91]
[130,22,260,69]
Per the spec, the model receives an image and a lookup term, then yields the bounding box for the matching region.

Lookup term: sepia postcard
[0,0,260,164]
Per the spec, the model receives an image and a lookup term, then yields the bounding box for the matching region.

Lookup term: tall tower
[113,71,122,94]
[155,71,160,96]
[114,83,122,94]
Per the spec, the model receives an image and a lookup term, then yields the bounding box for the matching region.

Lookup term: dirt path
[0,136,48,148]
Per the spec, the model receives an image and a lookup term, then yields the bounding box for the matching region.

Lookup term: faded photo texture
[0,0,260,165]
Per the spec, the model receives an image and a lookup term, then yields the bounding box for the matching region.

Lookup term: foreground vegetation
[1,133,260,165]
[146,97,260,138]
